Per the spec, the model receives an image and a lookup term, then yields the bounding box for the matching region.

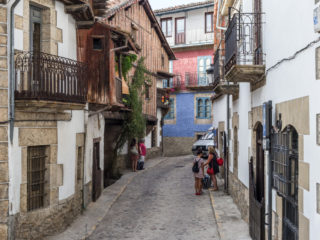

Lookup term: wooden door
[92,141,102,202]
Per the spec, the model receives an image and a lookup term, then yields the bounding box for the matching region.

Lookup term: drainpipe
[216,0,227,31]
[9,0,21,144]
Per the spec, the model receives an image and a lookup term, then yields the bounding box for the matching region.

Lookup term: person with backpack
[193,148,205,195]
[204,146,219,191]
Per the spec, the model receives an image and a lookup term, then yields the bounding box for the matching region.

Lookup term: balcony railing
[15,51,87,104]
[167,72,212,90]
[225,12,264,73]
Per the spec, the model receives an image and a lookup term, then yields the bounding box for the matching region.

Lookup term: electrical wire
[266,36,320,75]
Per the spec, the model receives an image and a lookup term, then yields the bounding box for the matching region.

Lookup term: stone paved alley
[48,156,251,240]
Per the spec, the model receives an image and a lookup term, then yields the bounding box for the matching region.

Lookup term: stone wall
[163,137,194,157]
[0,5,9,240]
[146,147,161,159]
[14,192,82,240]
[228,171,249,223]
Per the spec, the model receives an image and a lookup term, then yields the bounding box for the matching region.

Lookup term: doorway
[249,122,265,240]
[92,140,102,202]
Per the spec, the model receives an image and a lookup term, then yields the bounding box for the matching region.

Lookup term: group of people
[129,138,146,172]
[193,147,219,195]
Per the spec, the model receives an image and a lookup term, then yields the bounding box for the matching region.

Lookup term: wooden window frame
[196,97,211,119]
[175,17,186,45]
[160,17,172,37]
[205,12,214,33]
[91,35,105,51]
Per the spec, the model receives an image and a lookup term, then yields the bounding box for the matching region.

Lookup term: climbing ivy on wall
[112,57,151,171]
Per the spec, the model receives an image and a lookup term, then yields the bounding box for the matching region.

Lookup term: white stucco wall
[56,1,77,60]
[14,0,23,51]
[9,128,22,215]
[57,110,85,200]
[84,113,105,185]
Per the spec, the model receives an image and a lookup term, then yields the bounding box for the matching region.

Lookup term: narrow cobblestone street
[88,155,219,240]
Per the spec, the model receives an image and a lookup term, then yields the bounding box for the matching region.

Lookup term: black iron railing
[168,72,211,90]
[115,77,122,103]
[225,12,264,73]
[15,51,87,103]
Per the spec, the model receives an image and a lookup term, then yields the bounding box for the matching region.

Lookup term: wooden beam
[77,20,95,29]
[65,4,88,13]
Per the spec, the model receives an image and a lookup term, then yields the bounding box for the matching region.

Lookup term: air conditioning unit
[314,6,320,32]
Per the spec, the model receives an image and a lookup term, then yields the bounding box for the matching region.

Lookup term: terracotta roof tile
[154,0,213,14]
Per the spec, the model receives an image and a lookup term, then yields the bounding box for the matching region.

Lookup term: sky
[148,0,201,11]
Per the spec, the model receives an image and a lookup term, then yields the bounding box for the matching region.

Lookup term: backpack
[192,159,200,173]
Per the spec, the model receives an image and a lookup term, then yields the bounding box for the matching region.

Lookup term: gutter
[9,0,21,144]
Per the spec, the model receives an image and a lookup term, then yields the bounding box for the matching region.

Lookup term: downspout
[216,0,227,31]
[9,0,21,144]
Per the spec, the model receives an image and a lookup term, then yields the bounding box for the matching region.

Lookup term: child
[138,139,146,170]
[193,148,205,195]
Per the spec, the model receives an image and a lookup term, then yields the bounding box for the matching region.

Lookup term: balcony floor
[225,65,265,83]
[15,100,86,112]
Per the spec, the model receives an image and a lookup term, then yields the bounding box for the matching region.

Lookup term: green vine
[111,57,151,176]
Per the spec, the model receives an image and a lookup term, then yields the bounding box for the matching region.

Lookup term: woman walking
[204,146,219,190]
[130,138,139,172]
[193,148,205,195]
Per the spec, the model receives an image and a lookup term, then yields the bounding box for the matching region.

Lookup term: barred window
[27,146,47,211]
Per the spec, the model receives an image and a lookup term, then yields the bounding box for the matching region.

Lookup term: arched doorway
[271,125,299,240]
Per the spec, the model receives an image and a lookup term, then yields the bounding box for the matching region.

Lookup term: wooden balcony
[224,13,265,85]
[15,51,87,111]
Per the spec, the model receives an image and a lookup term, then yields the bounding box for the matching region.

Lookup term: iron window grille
[27,146,47,211]
[271,126,298,200]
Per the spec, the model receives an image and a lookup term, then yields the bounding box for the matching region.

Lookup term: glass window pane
[162,21,166,34]
[167,19,172,36]
[176,19,185,33]
[206,14,212,32]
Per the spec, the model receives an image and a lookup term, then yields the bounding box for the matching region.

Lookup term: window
[196,97,211,119]
[161,18,172,37]
[27,146,47,211]
[205,12,214,33]
[165,98,174,119]
[145,83,150,100]
[175,17,185,44]
[161,54,165,68]
[92,36,104,50]
[198,56,212,86]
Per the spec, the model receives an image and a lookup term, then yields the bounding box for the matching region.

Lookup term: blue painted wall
[163,91,212,137]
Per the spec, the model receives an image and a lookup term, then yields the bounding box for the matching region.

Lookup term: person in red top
[138,139,146,170]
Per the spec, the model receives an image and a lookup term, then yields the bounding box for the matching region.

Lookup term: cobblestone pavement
[88,155,220,240]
